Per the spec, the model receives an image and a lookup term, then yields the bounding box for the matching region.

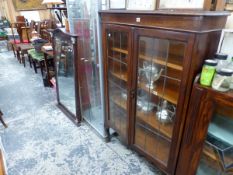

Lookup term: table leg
[44,53,51,86]
[33,60,37,73]
[12,44,16,57]
[21,51,26,67]
[40,61,44,76]
[16,50,21,63]
[0,110,7,128]
[28,55,32,68]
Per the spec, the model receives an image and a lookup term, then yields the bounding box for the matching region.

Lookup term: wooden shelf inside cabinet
[111,95,127,111]
[110,71,128,82]
[111,47,128,55]
[136,110,173,140]
[138,82,178,105]
[203,143,233,165]
[203,145,218,161]
[110,47,183,71]
[139,54,183,71]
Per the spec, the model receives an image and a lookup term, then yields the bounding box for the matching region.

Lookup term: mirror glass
[54,35,76,115]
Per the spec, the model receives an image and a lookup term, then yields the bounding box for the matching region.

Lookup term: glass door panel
[67,0,104,136]
[135,36,186,166]
[107,29,129,139]
[197,103,233,175]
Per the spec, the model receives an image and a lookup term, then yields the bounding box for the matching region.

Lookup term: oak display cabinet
[100,10,229,174]
[176,77,233,175]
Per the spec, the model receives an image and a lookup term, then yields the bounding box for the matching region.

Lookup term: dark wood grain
[103,24,133,144]
[176,76,233,175]
[100,11,228,175]
[99,10,230,16]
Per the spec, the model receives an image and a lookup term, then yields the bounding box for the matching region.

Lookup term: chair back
[9,23,20,44]
[15,16,27,42]
[41,29,52,43]
[28,20,36,39]
[41,19,53,30]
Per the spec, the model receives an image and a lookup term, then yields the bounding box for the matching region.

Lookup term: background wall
[0,0,50,22]
[226,13,233,28]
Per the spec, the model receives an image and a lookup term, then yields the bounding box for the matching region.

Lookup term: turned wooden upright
[0,110,7,128]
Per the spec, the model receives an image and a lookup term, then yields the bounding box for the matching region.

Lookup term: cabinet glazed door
[196,101,233,175]
[132,28,193,173]
[103,25,132,143]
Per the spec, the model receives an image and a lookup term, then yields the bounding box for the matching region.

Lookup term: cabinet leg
[105,128,110,142]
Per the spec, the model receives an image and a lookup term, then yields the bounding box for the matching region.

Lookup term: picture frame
[217,29,233,60]
[109,0,126,9]
[127,0,157,10]
[226,0,233,11]
[158,0,204,9]
[226,0,233,3]
[12,0,47,11]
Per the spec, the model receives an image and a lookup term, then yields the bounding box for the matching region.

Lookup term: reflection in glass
[134,36,186,165]
[55,36,76,115]
[66,0,104,136]
[197,104,233,175]
[106,29,128,139]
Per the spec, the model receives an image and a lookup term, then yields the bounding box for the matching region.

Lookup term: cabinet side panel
[175,31,222,175]
[176,85,214,175]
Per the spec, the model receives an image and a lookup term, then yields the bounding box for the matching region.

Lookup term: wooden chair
[15,21,37,67]
[28,48,46,75]
[28,23,54,75]
[15,16,27,42]
[40,19,53,32]
[8,16,34,65]
[8,23,22,58]
[9,21,32,64]
[27,22,47,74]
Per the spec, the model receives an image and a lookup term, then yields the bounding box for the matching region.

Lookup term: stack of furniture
[28,22,55,84]
[0,18,10,52]
[9,16,33,64]
[100,10,229,175]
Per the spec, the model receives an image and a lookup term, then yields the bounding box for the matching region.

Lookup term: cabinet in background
[176,77,233,175]
[100,10,229,174]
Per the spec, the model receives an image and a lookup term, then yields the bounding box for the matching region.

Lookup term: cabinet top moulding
[99,10,230,33]
[196,84,233,107]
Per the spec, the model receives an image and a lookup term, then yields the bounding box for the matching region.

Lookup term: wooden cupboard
[176,77,233,175]
[100,10,229,174]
